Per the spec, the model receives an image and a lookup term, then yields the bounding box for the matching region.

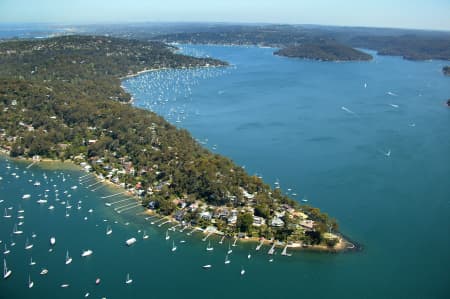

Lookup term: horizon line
[0,21,449,34]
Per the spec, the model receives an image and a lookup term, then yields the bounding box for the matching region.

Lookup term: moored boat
[81,249,93,257]
[3,259,12,279]
[126,238,137,246]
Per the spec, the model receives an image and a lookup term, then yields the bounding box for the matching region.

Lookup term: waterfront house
[270,217,285,227]
[253,216,266,227]
[300,219,315,230]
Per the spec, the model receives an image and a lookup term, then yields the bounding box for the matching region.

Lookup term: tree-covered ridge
[348,35,450,61]
[443,66,450,76]
[274,42,372,61]
[0,35,341,248]
[153,25,450,61]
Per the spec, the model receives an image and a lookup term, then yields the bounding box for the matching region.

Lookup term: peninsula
[0,35,349,251]
[274,42,372,61]
[152,24,450,61]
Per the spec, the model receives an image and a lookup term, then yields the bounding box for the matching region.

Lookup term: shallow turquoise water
[1,44,450,298]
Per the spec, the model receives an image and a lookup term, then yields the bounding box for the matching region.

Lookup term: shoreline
[1,150,356,253]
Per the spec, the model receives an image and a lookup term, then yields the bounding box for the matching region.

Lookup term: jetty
[114,201,138,211]
[281,245,292,256]
[268,243,276,255]
[86,180,104,188]
[26,161,37,169]
[100,191,127,199]
[187,227,197,236]
[158,220,171,227]
[256,240,264,251]
[117,203,142,213]
[109,198,131,205]
[202,232,213,242]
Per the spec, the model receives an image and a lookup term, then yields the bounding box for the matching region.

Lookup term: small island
[0,35,353,252]
[443,66,450,76]
[274,42,373,61]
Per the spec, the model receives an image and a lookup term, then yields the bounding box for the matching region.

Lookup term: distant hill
[151,25,450,61]
[348,35,450,61]
[274,42,372,61]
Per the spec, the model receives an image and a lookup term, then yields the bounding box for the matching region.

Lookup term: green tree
[236,212,253,233]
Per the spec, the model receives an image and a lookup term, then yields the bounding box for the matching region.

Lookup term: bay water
[1,44,449,298]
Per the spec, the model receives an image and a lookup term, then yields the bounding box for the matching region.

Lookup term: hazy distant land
[273,42,372,61]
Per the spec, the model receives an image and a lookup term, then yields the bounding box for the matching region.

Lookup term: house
[270,217,285,227]
[300,219,315,230]
[175,210,185,221]
[200,211,212,220]
[227,215,237,225]
[253,216,266,227]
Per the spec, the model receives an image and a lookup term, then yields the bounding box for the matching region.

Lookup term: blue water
[124,44,450,298]
[1,44,449,298]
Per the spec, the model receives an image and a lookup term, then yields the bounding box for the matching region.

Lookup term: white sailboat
[240,267,245,276]
[28,275,34,288]
[224,254,231,264]
[81,249,93,257]
[142,230,148,239]
[13,223,23,235]
[165,230,170,240]
[3,208,11,218]
[65,250,72,265]
[171,240,177,252]
[50,237,56,246]
[40,268,48,275]
[29,256,36,266]
[227,243,233,255]
[3,244,10,255]
[106,225,112,235]
[206,241,213,251]
[25,238,34,250]
[3,259,12,279]
[125,273,133,284]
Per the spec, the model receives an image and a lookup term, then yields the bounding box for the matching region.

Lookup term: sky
[0,0,449,31]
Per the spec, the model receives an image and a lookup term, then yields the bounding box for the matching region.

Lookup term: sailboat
[29,256,36,266]
[240,267,245,276]
[65,250,72,265]
[171,240,177,252]
[3,259,12,279]
[206,241,213,251]
[25,238,34,250]
[3,244,10,255]
[165,230,170,240]
[81,249,93,257]
[13,223,23,235]
[224,254,231,264]
[227,243,233,255]
[125,273,133,284]
[142,230,149,239]
[28,275,34,288]
[4,208,11,218]
[106,225,112,235]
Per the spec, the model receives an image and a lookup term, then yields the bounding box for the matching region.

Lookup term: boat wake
[341,106,360,118]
